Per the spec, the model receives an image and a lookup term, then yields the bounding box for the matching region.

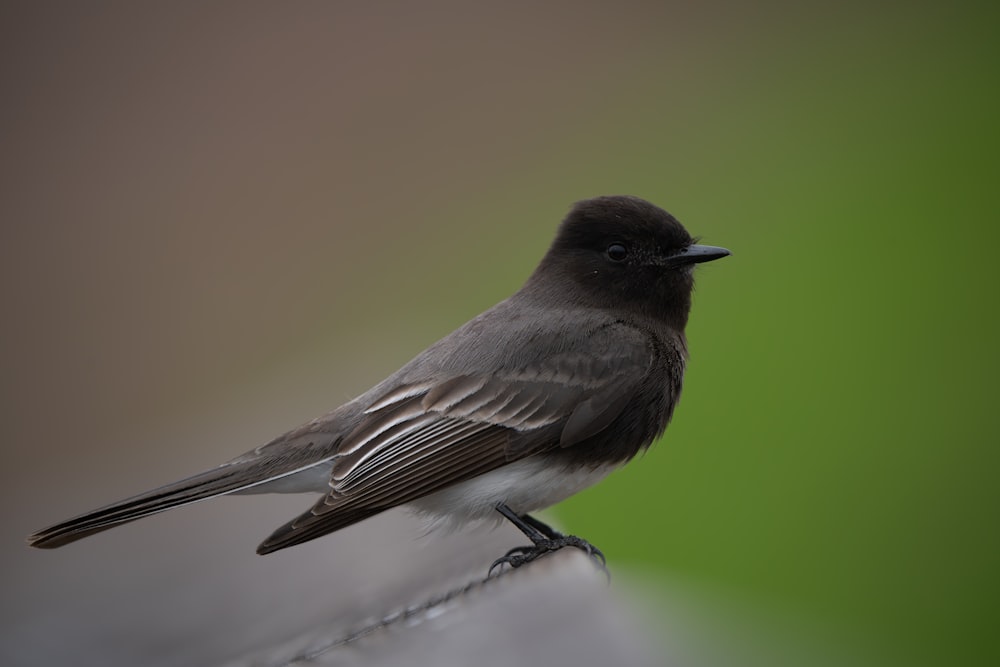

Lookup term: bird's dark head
[529,195,730,329]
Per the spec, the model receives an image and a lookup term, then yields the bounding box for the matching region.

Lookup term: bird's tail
[28,460,292,549]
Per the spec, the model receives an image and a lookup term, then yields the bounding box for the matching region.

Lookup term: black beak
[668,244,731,267]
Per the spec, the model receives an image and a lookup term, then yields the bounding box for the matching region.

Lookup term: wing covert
[256,321,656,553]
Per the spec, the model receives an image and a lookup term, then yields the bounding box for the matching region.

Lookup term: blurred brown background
[3,2,998,666]
[3,4,710,665]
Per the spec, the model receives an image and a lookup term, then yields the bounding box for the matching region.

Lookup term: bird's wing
[256,325,653,553]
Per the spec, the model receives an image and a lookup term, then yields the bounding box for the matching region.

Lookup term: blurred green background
[2,2,997,666]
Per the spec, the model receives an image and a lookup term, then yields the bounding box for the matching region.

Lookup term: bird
[27,195,729,574]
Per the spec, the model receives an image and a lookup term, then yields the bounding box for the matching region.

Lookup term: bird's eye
[606,243,628,262]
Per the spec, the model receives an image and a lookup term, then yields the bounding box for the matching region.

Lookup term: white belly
[407,455,618,532]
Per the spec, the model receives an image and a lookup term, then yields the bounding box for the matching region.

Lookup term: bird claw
[487,535,610,581]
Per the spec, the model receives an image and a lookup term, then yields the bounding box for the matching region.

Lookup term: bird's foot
[489,503,610,581]
[488,534,608,580]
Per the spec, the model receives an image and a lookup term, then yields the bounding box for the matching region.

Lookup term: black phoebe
[28,195,729,573]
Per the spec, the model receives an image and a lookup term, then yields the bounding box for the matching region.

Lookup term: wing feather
[256,322,656,553]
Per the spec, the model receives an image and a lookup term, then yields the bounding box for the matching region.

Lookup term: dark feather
[27,430,344,548]
[254,326,654,553]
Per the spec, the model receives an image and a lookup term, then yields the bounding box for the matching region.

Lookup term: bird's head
[530,195,730,329]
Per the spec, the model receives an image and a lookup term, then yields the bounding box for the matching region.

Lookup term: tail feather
[28,465,254,549]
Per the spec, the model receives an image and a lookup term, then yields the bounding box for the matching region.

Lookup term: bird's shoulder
[404,296,662,379]
[348,297,672,438]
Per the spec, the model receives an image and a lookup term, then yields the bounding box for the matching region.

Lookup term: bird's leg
[488,502,608,579]
[519,512,564,539]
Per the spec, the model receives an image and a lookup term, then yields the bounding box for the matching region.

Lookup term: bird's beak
[668,244,731,267]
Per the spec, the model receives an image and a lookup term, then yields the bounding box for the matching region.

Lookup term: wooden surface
[225,549,659,667]
[8,507,662,667]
